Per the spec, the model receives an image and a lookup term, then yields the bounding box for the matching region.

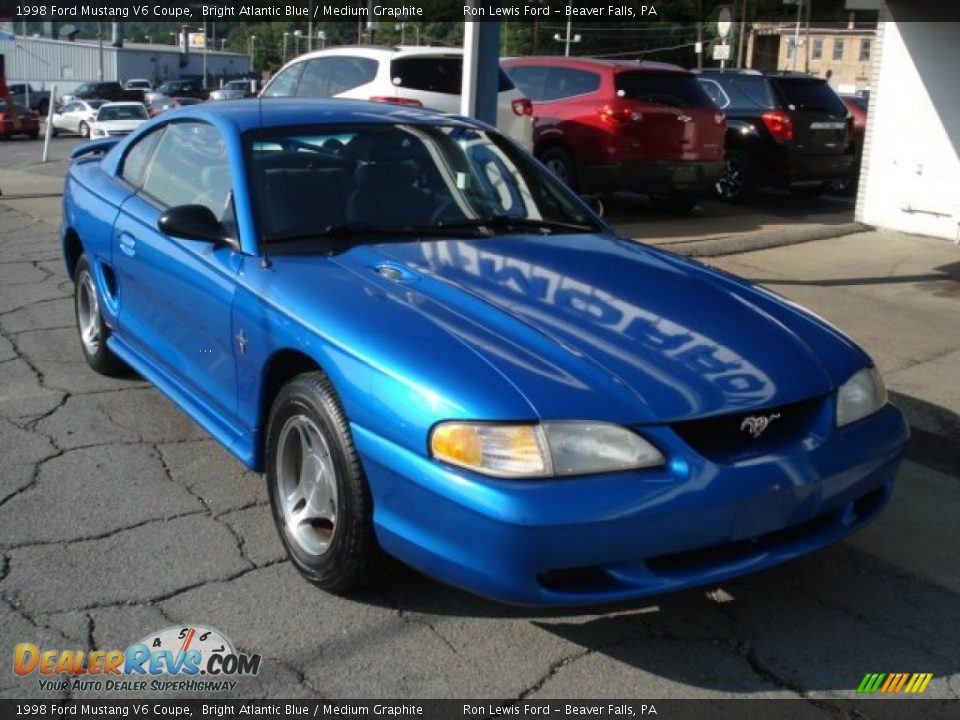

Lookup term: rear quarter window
[505,65,548,100]
[615,72,712,108]
[725,76,776,109]
[542,67,602,101]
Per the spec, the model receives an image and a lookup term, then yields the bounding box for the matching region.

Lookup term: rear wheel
[266,372,395,593]
[714,150,756,203]
[74,255,126,376]
[538,146,578,191]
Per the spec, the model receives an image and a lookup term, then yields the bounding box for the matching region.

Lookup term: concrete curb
[652,221,873,257]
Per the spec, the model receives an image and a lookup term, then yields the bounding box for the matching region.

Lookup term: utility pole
[804,0,812,73]
[308,0,313,51]
[97,23,104,81]
[696,0,703,69]
[737,0,748,68]
[202,21,208,89]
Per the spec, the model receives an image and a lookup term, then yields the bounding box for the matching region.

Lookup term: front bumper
[579,160,725,195]
[354,402,908,606]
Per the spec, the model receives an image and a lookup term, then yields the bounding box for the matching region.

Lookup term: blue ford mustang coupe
[62,100,908,605]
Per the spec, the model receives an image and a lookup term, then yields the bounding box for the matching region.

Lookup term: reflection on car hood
[93,119,146,130]
[318,234,852,423]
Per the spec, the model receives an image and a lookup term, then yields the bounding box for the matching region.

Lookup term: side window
[698,78,730,109]
[120,128,165,188]
[542,68,601,102]
[262,62,306,97]
[295,56,378,98]
[505,65,548,101]
[141,123,233,222]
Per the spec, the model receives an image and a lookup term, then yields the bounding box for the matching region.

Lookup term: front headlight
[430,421,665,478]
[836,366,887,427]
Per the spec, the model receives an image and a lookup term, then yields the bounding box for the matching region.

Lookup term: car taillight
[511,98,533,116]
[713,111,726,126]
[761,110,794,142]
[369,96,423,108]
[598,102,641,124]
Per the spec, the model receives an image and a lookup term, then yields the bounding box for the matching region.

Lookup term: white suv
[259,46,534,150]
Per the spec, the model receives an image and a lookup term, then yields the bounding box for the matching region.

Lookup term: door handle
[119,233,136,257]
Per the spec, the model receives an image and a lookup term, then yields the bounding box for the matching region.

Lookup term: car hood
[319,234,859,424]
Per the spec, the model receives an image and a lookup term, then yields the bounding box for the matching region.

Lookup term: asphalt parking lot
[1,134,958,705]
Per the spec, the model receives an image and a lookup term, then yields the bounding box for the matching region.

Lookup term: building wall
[774,29,875,93]
[857,15,960,241]
[0,37,249,95]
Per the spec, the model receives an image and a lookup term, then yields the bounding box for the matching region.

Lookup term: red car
[835,94,868,193]
[0,104,40,139]
[503,57,726,213]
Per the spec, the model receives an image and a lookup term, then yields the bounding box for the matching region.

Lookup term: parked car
[696,69,855,201]
[7,82,51,115]
[504,57,726,213]
[209,79,254,101]
[62,99,907,606]
[50,99,108,137]
[147,96,203,118]
[0,104,40,139]
[88,102,149,138]
[259,46,533,150]
[124,78,153,91]
[60,81,145,106]
[144,78,208,105]
[831,93,868,194]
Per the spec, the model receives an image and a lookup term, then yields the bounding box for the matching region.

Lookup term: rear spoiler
[69,138,121,160]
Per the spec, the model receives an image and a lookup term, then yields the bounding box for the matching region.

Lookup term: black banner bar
[2,0,960,23]
[0,699,958,720]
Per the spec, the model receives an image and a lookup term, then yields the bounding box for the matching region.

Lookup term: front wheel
[266,372,394,593]
[74,255,126,376]
[78,121,89,138]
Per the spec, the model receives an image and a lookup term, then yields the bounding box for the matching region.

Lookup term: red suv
[503,57,726,213]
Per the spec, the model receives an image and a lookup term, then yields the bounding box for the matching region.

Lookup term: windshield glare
[247,123,598,244]
[98,105,147,122]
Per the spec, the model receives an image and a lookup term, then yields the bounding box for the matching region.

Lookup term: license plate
[810,121,846,130]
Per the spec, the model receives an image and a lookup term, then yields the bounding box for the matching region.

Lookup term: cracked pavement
[1,138,958,707]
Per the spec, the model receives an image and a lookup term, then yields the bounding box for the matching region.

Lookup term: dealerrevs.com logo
[14,625,261,693]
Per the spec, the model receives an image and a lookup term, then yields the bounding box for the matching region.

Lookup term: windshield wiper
[435,216,596,235]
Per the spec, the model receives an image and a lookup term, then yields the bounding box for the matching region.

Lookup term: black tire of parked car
[714,150,756,203]
[538,146,579,191]
[78,121,89,138]
[73,255,127,376]
[266,371,397,593]
[652,191,699,215]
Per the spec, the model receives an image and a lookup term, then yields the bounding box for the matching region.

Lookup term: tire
[74,255,126,376]
[538,146,579,191]
[266,371,395,593]
[714,150,756,203]
[652,191,699,215]
[790,183,827,198]
[78,121,89,138]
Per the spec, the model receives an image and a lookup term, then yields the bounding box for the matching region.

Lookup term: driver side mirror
[157,204,230,245]
[582,194,604,218]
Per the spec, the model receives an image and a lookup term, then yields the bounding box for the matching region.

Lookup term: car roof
[100,102,147,108]
[291,45,466,61]
[151,98,487,135]
[502,56,689,74]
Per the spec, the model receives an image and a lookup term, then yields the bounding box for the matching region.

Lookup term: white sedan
[50,99,108,138]
[89,102,149,138]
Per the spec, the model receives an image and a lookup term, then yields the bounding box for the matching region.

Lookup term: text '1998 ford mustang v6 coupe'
[62,99,908,606]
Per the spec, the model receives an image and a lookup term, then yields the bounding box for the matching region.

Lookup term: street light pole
[202,21,208,89]
[308,1,313,52]
[97,23,104,82]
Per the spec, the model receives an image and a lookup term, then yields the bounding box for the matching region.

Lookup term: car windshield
[615,72,713,109]
[98,105,147,121]
[246,123,599,248]
[773,78,847,115]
